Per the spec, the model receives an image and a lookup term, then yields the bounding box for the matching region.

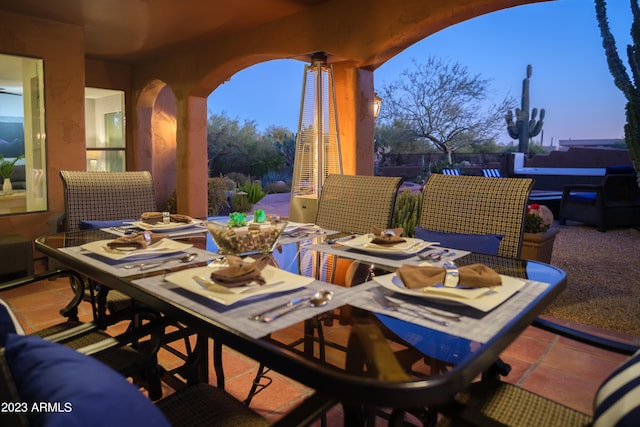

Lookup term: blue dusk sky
[207,0,634,146]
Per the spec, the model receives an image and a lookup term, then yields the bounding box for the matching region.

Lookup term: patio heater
[289,52,343,223]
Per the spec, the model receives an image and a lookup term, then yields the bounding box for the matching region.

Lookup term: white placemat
[102,223,207,238]
[348,279,550,343]
[302,241,470,269]
[59,245,221,277]
[132,276,350,339]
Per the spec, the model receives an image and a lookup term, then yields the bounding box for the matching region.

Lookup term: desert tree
[378,56,515,164]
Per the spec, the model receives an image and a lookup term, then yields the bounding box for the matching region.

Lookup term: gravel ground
[545,222,640,337]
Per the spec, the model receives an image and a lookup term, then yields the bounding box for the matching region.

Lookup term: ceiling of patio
[0,0,544,65]
[0,0,332,61]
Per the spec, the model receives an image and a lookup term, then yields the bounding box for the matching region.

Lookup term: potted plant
[0,154,24,195]
[521,203,560,263]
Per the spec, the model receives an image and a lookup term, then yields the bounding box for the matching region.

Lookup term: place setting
[304,227,460,269]
[60,230,216,277]
[134,253,348,338]
[371,261,525,312]
[350,264,528,343]
[163,254,316,306]
[106,211,207,237]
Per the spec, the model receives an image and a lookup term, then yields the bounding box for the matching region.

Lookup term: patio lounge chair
[558,165,640,232]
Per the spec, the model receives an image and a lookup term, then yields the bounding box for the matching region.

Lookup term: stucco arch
[136,79,178,211]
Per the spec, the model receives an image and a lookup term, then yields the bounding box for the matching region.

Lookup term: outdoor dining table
[35,222,566,425]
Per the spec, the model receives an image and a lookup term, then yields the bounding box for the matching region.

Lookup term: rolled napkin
[370,226,406,246]
[140,212,193,224]
[396,263,502,289]
[209,255,271,288]
[106,231,168,250]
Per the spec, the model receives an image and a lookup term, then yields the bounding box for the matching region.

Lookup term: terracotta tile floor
[2,263,639,425]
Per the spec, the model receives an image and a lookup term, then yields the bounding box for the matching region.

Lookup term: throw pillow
[0,299,24,347]
[414,228,503,255]
[592,349,640,427]
[4,333,170,427]
[79,219,136,230]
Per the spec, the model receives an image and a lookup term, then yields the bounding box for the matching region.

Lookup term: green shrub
[231,193,252,212]
[165,177,230,215]
[207,177,230,216]
[429,160,457,174]
[166,190,177,213]
[239,180,266,204]
[391,189,422,237]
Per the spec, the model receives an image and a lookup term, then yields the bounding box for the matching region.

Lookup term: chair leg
[481,358,511,380]
[244,363,272,405]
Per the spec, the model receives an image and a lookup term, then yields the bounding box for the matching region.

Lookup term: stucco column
[333,63,375,176]
[175,96,208,218]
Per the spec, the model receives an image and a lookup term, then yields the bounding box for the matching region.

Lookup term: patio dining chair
[50,170,197,392]
[434,319,640,427]
[48,170,158,320]
[314,173,403,285]
[0,269,165,400]
[243,174,403,406]
[418,174,534,258]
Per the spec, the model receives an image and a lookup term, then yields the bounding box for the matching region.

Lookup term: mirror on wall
[0,52,47,215]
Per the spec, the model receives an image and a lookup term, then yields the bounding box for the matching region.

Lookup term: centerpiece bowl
[207,215,287,256]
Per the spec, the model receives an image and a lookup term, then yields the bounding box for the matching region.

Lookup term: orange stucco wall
[0,11,85,257]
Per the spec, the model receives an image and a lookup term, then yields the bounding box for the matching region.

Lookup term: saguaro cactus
[506,64,545,153]
[595,0,640,186]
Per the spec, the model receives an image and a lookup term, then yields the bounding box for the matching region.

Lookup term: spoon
[259,290,333,323]
[123,253,197,270]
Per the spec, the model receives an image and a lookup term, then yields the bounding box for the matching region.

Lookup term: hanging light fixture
[289,52,343,222]
[373,92,382,119]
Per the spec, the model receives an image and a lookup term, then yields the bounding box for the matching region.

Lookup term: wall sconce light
[373,92,382,119]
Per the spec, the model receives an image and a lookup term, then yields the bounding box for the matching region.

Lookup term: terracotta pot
[521,227,560,263]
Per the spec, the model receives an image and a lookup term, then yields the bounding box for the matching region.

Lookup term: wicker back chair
[1,269,164,400]
[53,171,159,319]
[435,319,639,427]
[313,174,402,286]
[419,174,533,258]
[315,174,403,234]
[60,170,157,232]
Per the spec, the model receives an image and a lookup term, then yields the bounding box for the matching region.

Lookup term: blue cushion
[79,219,136,230]
[593,350,640,426]
[0,299,24,347]
[567,192,597,204]
[414,228,503,255]
[4,334,171,427]
[606,165,635,175]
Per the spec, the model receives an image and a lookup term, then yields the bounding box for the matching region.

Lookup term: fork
[371,291,461,322]
[418,249,455,261]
